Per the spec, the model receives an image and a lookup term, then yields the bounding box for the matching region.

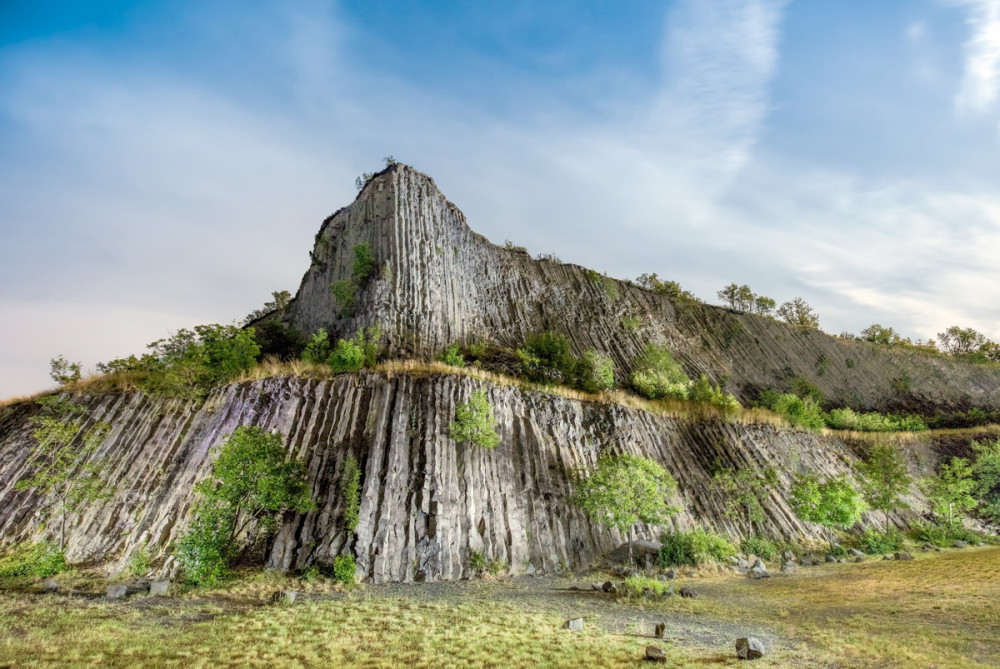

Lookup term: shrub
[789,471,866,548]
[856,528,905,555]
[302,329,332,364]
[469,550,487,571]
[330,278,357,317]
[622,575,670,597]
[340,455,361,533]
[127,542,153,577]
[516,331,575,384]
[352,243,375,282]
[688,374,741,413]
[306,324,381,373]
[450,389,501,449]
[436,344,465,368]
[657,528,736,567]
[740,535,780,561]
[176,505,237,586]
[49,355,82,385]
[826,408,927,432]
[575,349,614,393]
[767,393,825,431]
[0,541,66,578]
[630,344,690,400]
[332,554,356,584]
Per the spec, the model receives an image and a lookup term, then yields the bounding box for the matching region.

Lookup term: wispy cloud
[955,0,1000,114]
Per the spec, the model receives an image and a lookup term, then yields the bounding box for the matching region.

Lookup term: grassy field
[1,546,998,668]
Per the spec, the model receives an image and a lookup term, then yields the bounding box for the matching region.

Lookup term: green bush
[340,455,361,533]
[304,325,381,373]
[740,535,780,561]
[657,528,736,567]
[516,331,575,384]
[910,519,989,547]
[622,575,669,597]
[0,541,66,578]
[689,374,741,413]
[176,505,237,586]
[825,408,927,432]
[302,329,331,364]
[449,389,501,449]
[765,392,825,430]
[352,243,374,282]
[855,528,905,554]
[127,542,153,577]
[436,344,465,368]
[332,554,356,584]
[630,344,690,400]
[469,550,487,571]
[575,349,614,393]
[330,278,357,317]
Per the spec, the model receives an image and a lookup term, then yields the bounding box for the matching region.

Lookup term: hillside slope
[283,163,1000,414]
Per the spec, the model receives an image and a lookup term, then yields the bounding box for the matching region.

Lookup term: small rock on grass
[679,586,697,599]
[149,580,170,596]
[780,561,796,574]
[602,580,614,593]
[849,548,865,558]
[654,622,667,638]
[645,645,667,662]
[735,637,765,660]
[269,590,298,605]
[954,540,968,549]
[106,585,128,600]
[41,580,59,593]
[591,582,603,591]
[894,552,914,561]
[565,618,583,631]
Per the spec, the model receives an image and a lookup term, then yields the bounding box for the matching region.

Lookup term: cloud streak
[956,0,1000,114]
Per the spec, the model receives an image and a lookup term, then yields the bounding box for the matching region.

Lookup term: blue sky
[1,0,999,398]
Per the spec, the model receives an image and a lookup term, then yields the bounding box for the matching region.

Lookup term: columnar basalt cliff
[1,374,887,582]
[285,163,1000,414]
[0,164,991,582]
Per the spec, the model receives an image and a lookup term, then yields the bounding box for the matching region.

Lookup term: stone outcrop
[1,373,866,582]
[281,163,1000,414]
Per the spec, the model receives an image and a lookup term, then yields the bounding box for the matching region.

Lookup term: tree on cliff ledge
[571,453,680,564]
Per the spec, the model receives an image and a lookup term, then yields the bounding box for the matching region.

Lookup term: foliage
[242,290,292,326]
[856,443,912,529]
[574,349,614,394]
[937,326,988,355]
[688,374,741,413]
[825,408,927,432]
[777,297,819,328]
[855,528,905,555]
[709,461,779,530]
[630,343,690,400]
[98,324,260,400]
[332,554,356,584]
[754,296,776,316]
[469,550,487,571]
[436,343,466,368]
[302,329,332,364]
[621,575,670,597]
[177,426,315,585]
[621,315,641,332]
[740,534,781,561]
[49,355,81,385]
[657,528,736,567]
[303,325,381,373]
[449,389,501,449]
[352,243,375,282]
[971,438,1000,523]
[253,321,306,361]
[716,283,777,315]
[920,457,977,527]
[761,391,825,431]
[330,278,357,317]
[572,454,680,554]
[860,323,908,346]
[0,541,66,578]
[789,471,866,546]
[635,273,697,300]
[516,331,575,384]
[14,397,112,548]
[127,542,153,577]
[340,455,361,533]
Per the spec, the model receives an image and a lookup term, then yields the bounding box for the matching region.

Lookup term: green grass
[1,548,998,667]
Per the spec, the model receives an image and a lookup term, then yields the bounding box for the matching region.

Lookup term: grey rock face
[149,580,170,596]
[106,585,128,600]
[736,637,765,660]
[0,373,867,583]
[564,618,583,631]
[646,645,667,662]
[285,164,1000,415]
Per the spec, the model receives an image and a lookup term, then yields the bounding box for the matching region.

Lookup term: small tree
[177,426,315,585]
[14,397,113,549]
[717,283,755,312]
[920,457,977,528]
[777,298,820,329]
[860,323,907,346]
[630,343,691,400]
[449,389,501,449]
[49,356,82,386]
[709,462,779,532]
[572,453,680,563]
[971,438,1000,523]
[789,471,866,549]
[856,443,912,531]
[575,349,614,393]
[635,273,697,300]
[242,290,292,325]
[937,326,987,355]
[753,296,776,316]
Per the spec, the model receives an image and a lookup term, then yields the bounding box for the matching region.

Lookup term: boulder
[849,548,865,558]
[782,550,795,562]
[149,580,170,596]
[602,580,615,593]
[610,540,662,566]
[106,584,128,600]
[654,622,667,638]
[591,582,603,591]
[645,645,667,663]
[565,618,583,631]
[679,586,697,599]
[664,568,676,580]
[954,540,968,549]
[825,555,837,563]
[894,552,914,561]
[854,557,863,563]
[607,583,618,595]
[750,558,766,571]
[735,637,765,660]
[780,561,796,574]
[41,580,59,593]
[270,590,298,604]
[662,585,674,598]
[882,555,892,560]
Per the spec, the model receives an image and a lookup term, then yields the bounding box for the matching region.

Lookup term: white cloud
[955,0,1000,114]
